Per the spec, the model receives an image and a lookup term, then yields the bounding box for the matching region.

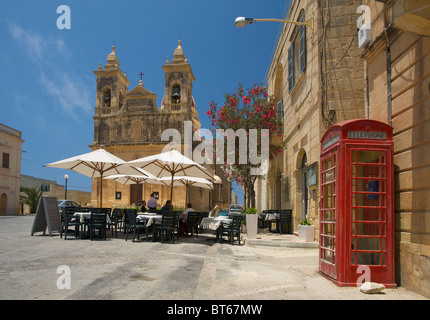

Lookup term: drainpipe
[384,28,392,126]
[366,75,370,119]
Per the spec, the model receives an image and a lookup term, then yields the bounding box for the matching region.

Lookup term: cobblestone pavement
[0,216,427,301]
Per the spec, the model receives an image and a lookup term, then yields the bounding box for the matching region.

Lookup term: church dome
[173,40,185,59]
[106,45,119,67]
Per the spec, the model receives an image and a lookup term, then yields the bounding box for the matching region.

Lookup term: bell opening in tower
[172,85,181,104]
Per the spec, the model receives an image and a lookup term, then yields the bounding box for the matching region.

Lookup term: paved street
[0,216,427,301]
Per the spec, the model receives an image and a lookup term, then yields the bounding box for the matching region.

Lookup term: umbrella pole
[137,182,141,210]
[100,175,103,207]
[170,174,174,203]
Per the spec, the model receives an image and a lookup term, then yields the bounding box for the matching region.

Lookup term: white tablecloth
[137,214,162,227]
[265,213,279,221]
[74,212,111,223]
[200,216,232,230]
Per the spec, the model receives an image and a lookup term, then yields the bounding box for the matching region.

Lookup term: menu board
[31,196,61,236]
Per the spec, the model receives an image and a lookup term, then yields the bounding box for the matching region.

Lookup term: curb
[244,238,319,248]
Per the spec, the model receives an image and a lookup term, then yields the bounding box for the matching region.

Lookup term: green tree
[207,83,283,208]
[20,187,43,213]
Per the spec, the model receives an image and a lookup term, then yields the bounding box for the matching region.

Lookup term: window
[104,89,111,107]
[288,14,307,92]
[2,152,9,169]
[277,100,284,123]
[171,85,181,104]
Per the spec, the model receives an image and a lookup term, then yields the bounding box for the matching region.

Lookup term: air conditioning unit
[358,22,372,49]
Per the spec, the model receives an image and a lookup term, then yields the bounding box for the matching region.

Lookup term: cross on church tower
[139,72,144,81]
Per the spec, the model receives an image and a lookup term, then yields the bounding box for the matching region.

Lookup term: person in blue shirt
[161,200,172,212]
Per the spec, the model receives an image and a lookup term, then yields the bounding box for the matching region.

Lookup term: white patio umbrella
[104,172,166,207]
[44,148,141,207]
[126,149,214,203]
[158,176,213,204]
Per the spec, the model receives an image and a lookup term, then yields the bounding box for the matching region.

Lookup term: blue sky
[1,0,290,204]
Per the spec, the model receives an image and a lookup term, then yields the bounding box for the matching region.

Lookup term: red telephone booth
[319,119,395,287]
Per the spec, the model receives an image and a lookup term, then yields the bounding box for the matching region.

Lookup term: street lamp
[64,174,69,200]
[234,16,313,30]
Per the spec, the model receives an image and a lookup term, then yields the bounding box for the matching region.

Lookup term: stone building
[20,174,91,214]
[256,0,366,233]
[89,41,230,211]
[257,0,430,298]
[0,123,24,215]
[361,0,430,298]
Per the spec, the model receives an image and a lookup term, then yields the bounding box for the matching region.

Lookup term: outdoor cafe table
[73,212,112,239]
[74,212,111,224]
[200,216,232,230]
[265,212,279,232]
[137,213,162,227]
[200,216,232,242]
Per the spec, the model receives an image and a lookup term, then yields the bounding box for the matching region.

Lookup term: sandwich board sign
[31,196,61,236]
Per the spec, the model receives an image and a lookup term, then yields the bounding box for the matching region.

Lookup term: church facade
[89,41,230,211]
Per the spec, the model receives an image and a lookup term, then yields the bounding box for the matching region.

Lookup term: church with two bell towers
[89,41,231,211]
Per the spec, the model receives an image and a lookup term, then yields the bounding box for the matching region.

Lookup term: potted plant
[245,207,258,239]
[298,218,315,242]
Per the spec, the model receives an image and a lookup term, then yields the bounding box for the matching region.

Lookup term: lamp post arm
[254,18,313,30]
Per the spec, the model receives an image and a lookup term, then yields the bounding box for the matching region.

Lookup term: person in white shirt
[181,203,194,220]
[147,193,157,210]
[179,203,194,236]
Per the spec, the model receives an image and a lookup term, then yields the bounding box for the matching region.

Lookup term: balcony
[170,104,181,111]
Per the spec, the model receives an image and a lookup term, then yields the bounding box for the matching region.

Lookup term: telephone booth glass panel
[350,149,388,267]
[319,151,337,280]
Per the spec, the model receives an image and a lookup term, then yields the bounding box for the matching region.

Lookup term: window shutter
[288,43,295,92]
[299,20,307,75]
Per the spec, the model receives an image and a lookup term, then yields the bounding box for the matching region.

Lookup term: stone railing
[0,123,22,139]
[171,104,181,111]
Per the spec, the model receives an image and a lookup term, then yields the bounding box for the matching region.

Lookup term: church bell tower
[92,45,131,147]
[161,40,201,132]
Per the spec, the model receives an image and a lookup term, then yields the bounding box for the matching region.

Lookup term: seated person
[141,200,147,213]
[179,203,194,236]
[181,203,194,220]
[161,200,172,212]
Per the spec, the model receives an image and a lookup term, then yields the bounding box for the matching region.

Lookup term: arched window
[171,85,181,104]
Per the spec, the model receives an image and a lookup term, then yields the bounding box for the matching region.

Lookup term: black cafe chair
[124,209,149,242]
[279,210,293,234]
[154,211,177,244]
[88,208,110,241]
[185,211,199,238]
[219,214,242,245]
[108,208,121,237]
[60,206,81,240]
